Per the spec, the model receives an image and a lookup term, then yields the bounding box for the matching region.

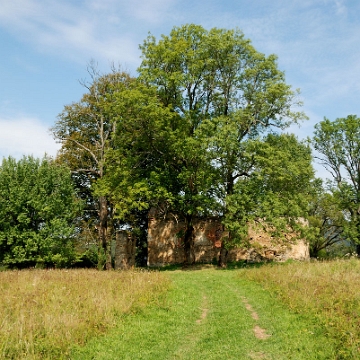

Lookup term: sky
[1,0,360,179]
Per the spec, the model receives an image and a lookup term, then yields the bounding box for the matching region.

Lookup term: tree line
[1,24,359,269]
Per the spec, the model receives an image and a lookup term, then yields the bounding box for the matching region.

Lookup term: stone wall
[114,231,136,269]
[147,216,309,266]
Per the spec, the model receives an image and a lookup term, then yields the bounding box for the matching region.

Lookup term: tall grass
[0,269,169,359]
[240,259,360,359]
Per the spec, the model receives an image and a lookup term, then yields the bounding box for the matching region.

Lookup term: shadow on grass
[149,260,289,272]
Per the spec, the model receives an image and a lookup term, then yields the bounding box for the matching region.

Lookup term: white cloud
[0,117,61,160]
[217,1,360,120]
[1,0,359,165]
[0,0,178,69]
[0,0,141,68]
[332,0,347,15]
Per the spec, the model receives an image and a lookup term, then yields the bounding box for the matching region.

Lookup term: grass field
[0,269,169,359]
[240,259,360,359]
[72,267,337,359]
[0,260,359,359]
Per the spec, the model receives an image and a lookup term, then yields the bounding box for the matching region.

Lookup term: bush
[0,156,82,267]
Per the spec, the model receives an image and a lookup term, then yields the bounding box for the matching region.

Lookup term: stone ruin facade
[113,231,136,269]
[113,214,309,269]
[147,216,309,267]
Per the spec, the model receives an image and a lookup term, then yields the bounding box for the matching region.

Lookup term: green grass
[239,259,360,359]
[72,268,336,359]
[3,261,357,359]
[0,269,169,359]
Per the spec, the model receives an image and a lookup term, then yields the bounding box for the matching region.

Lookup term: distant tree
[52,65,135,269]
[0,156,81,268]
[307,181,346,258]
[313,115,360,254]
[138,24,307,265]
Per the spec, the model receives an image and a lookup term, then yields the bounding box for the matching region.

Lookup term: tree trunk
[218,226,229,268]
[183,215,195,265]
[218,246,228,268]
[99,196,112,270]
[356,215,360,257]
[218,174,235,268]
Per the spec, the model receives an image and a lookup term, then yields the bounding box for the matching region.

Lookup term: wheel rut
[196,295,209,325]
[241,296,271,340]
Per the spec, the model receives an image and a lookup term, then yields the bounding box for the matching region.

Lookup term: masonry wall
[114,231,136,269]
[147,216,309,266]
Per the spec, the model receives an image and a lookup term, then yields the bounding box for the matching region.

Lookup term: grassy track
[72,268,336,359]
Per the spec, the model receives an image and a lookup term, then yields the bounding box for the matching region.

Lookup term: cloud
[1,0,359,163]
[0,0,179,71]
[0,117,61,160]
[216,1,360,118]
[333,0,347,15]
[0,0,142,68]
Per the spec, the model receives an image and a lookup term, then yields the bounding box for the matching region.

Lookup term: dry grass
[240,259,360,359]
[0,269,169,359]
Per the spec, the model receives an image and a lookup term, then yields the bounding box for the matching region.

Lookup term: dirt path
[241,296,271,340]
[196,295,209,324]
[72,268,335,360]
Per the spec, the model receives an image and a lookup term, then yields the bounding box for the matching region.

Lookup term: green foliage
[56,24,310,267]
[53,25,312,266]
[94,82,177,219]
[139,25,305,126]
[313,115,360,250]
[0,156,82,267]
[136,24,308,262]
[223,134,315,246]
[306,180,348,257]
[53,69,135,178]
[52,66,136,269]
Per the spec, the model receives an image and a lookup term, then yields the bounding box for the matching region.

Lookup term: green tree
[0,156,81,268]
[313,115,360,254]
[138,24,307,264]
[307,181,346,258]
[52,66,135,269]
[93,82,178,265]
[222,134,314,263]
[94,83,175,218]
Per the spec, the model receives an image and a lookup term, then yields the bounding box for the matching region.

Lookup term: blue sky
[1,0,360,179]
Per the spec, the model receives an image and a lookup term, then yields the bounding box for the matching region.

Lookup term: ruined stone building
[147,216,309,267]
[114,213,309,269]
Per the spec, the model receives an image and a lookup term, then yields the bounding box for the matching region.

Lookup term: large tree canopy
[50,24,313,268]
[93,82,180,265]
[0,156,81,268]
[313,115,360,253]
[136,24,309,264]
[139,25,304,126]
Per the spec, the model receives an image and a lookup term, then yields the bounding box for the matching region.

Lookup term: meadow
[0,269,169,359]
[0,260,359,359]
[240,259,360,359]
